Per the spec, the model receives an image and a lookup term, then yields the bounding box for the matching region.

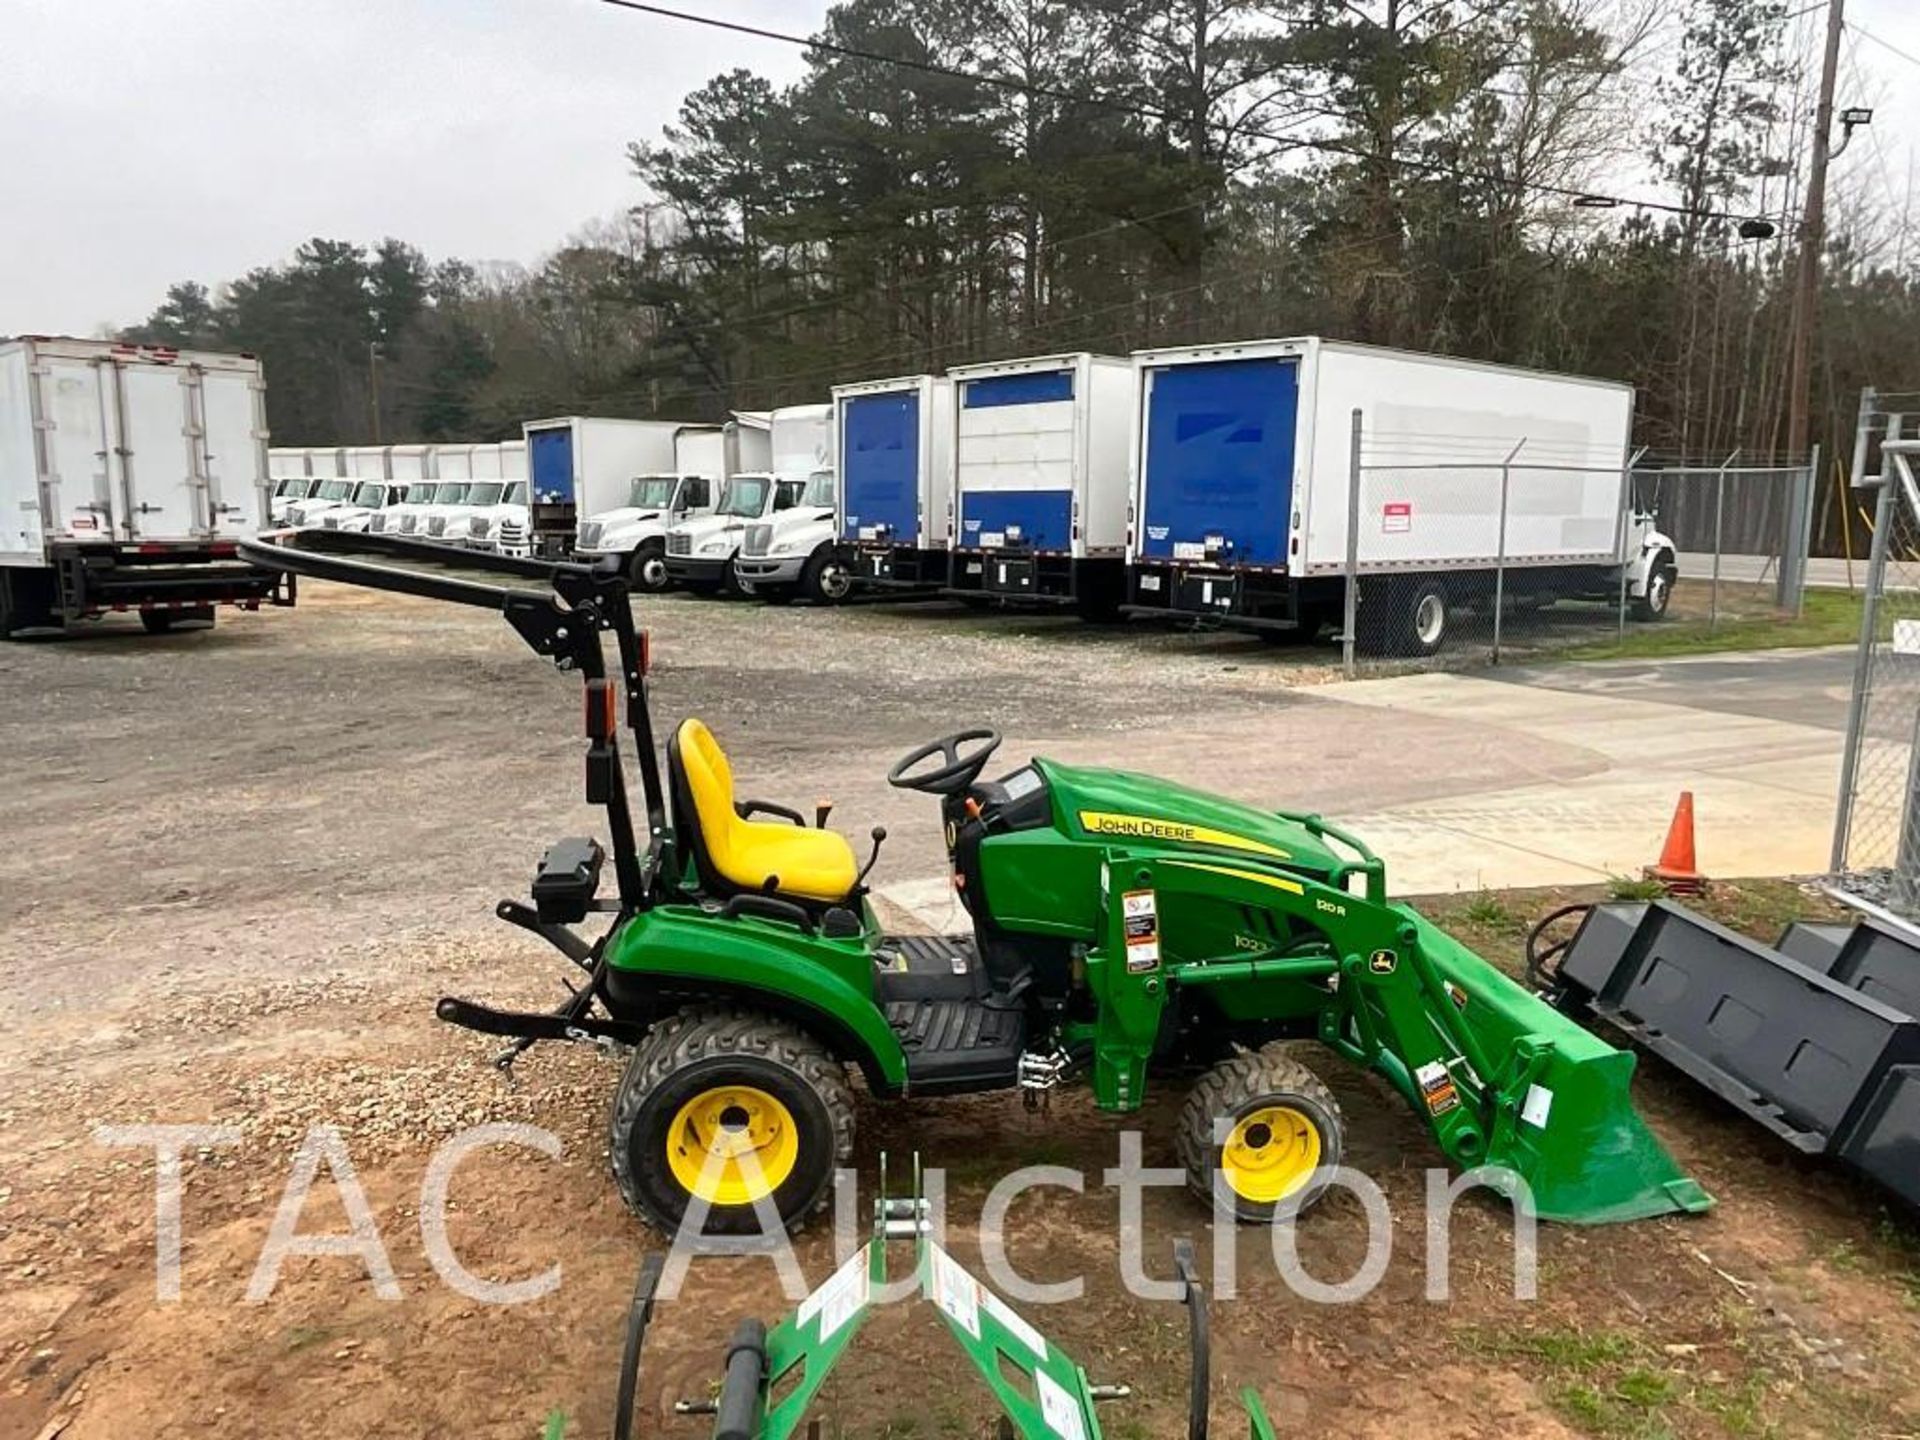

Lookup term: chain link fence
[1336,413,1818,675]
[1830,399,1920,917]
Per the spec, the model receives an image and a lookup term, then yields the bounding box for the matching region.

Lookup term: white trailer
[522,416,683,559]
[1125,336,1670,653]
[729,404,845,604]
[944,353,1133,616]
[832,374,954,590]
[0,336,289,636]
[387,443,434,483]
[499,440,527,482]
[767,403,833,479]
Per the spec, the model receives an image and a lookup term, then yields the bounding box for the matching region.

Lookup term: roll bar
[238,530,667,909]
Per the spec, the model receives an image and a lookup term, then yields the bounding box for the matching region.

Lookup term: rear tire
[1392,578,1449,656]
[610,1006,855,1235]
[801,547,854,606]
[1178,1044,1344,1222]
[627,542,670,594]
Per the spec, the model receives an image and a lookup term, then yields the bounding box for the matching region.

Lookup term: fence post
[1616,446,1647,640]
[1781,443,1819,615]
[1492,439,1523,665]
[1709,448,1739,634]
[1832,414,1901,872]
[1343,409,1362,679]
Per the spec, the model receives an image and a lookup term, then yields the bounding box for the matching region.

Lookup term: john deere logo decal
[1077,810,1288,859]
[1369,949,1398,974]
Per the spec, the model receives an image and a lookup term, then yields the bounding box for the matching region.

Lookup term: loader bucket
[1396,909,1713,1225]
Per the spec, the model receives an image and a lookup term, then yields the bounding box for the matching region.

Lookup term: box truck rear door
[529,427,574,505]
[37,353,116,539]
[841,392,919,542]
[117,359,209,540]
[956,371,1074,550]
[1140,358,1297,567]
[200,366,266,535]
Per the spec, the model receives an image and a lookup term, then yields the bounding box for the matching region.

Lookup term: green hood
[1035,759,1348,879]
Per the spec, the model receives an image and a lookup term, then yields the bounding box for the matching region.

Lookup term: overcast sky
[3,0,1915,338]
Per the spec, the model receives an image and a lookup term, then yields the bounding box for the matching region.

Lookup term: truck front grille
[667,532,692,556]
[742,524,772,557]
[399,514,419,534]
[578,521,603,550]
[427,516,448,537]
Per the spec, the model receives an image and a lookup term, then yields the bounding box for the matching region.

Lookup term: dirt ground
[2,585,1916,1440]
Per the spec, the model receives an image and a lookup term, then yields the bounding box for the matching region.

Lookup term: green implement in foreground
[608,1156,1272,1440]
[241,530,1711,1236]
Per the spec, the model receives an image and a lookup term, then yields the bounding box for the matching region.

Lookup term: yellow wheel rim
[666,1085,800,1206]
[1220,1104,1322,1204]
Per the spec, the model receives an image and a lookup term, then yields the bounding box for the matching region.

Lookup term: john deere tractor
[243,531,1711,1234]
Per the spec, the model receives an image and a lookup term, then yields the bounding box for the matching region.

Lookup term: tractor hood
[1036,760,1349,879]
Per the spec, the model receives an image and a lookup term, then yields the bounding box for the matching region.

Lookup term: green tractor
[244,531,1711,1234]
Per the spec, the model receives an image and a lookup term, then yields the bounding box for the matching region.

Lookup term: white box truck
[833,374,954,591]
[661,420,786,592]
[0,336,290,636]
[523,416,685,560]
[735,403,848,603]
[943,353,1133,617]
[1124,337,1674,653]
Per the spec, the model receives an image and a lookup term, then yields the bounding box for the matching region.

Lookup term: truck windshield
[801,470,834,506]
[627,476,679,509]
[351,483,387,506]
[466,482,506,505]
[504,482,527,505]
[405,483,437,503]
[318,480,354,500]
[773,480,807,511]
[431,483,470,503]
[275,478,305,497]
[720,476,771,517]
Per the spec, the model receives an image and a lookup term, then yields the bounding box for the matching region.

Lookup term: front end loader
[241,530,1711,1235]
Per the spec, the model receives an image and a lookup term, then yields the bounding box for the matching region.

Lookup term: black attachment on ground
[1174,1238,1209,1440]
[714,1318,768,1440]
[614,1253,666,1440]
[1524,902,1594,992]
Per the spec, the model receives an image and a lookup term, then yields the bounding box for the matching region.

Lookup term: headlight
[698,537,732,555]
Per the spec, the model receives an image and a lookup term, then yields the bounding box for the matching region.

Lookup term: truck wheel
[718,557,743,597]
[801,548,854,606]
[1396,579,1449,656]
[1177,1044,1344,1222]
[609,1006,855,1235]
[627,543,671,594]
[1630,556,1675,621]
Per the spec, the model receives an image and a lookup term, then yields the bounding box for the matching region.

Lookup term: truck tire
[801,547,854,606]
[1630,555,1676,621]
[1177,1044,1344,1222]
[609,1005,855,1236]
[1396,578,1449,656]
[627,542,671,594]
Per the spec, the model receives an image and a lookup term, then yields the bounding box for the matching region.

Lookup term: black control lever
[854,825,887,889]
[815,799,834,829]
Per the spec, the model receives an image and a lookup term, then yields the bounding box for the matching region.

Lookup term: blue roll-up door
[841,392,919,541]
[528,427,575,505]
[1139,359,1298,567]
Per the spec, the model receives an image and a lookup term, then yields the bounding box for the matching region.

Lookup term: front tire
[627,542,671,594]
[610,1007,855,1235]
[801,547,854,606]
[1177,1044,1344,1222]
[1630,556,1675,621]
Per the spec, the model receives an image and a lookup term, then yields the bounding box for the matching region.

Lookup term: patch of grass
[282,1324,334,1352]
[1462,888,1519,931]
[1606,874,1668,902]
[1565,585,1862,661]
[1470,1328,1700,1438]
[542,1411,569,1440]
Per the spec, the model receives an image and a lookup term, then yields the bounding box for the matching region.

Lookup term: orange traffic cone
[1645,791,1706,894]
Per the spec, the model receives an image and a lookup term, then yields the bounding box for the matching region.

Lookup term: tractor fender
[602,907,909,1094]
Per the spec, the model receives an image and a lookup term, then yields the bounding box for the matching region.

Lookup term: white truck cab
[576,473,720,591]
[413,480,479,542]
[316,480,402,533]
[286,477,361,526]
[270,477,319,524]
[461,480,531,556]
[734,470,850,604]
[665,473,814,595]
[368,481,440,537]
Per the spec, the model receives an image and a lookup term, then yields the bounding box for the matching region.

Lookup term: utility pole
[1784,0,1847,463]
[368,340,384,444]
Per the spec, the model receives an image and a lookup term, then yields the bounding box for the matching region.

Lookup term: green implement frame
[611,1156,1273,1440]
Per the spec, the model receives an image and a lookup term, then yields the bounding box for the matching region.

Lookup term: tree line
[122,0,1918,546]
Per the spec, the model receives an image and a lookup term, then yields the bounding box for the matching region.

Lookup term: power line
[594,0,1795,231]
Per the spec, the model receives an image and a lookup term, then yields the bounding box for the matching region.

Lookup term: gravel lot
[3,584,1916,1440]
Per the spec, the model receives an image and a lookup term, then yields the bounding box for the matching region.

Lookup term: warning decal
[1382,501,1412,534]
[1123,889,1161,972]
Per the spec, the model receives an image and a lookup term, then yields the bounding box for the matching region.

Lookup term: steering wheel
[887,728,1002,796]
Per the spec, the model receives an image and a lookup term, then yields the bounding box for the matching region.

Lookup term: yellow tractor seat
[667,718,859,903]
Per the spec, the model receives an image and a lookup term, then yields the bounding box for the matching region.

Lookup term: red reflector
[637,631,651,677]
[211,541,237,556]
[137,543,169,553]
